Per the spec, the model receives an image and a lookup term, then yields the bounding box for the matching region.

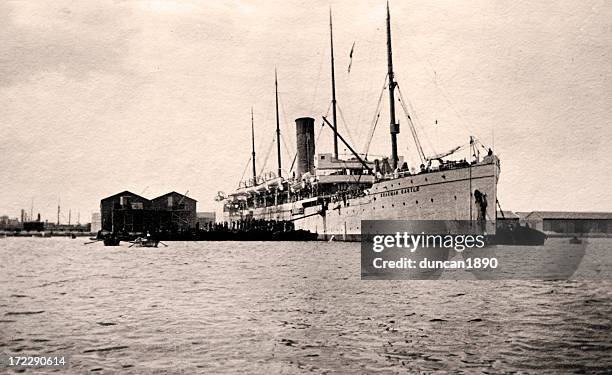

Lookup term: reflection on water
[1,238,611,374]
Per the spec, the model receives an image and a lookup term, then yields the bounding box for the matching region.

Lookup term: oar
[129,238,142,248]
[159,241,168,247]
[83,240,100,245]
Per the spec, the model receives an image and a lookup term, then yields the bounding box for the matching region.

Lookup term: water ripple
[0,237,610,374]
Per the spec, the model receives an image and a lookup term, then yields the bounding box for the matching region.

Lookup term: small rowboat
[130,237,160,248]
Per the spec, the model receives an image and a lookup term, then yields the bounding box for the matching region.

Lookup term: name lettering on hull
[380,186,419,197]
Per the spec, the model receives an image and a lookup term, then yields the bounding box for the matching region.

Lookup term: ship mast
[275,69,282,178]
[386,2,400,170]
[329,8,339,160]
[251,107,257,185]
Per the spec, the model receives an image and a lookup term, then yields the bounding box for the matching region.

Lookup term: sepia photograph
[1,0,611,373]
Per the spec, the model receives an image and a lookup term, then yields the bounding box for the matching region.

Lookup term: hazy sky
[1,0,611,222]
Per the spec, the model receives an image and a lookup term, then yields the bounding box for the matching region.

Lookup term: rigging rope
[288,153,298,175]
[277,92,297,176]
[363,74,388,159]
[394,73,438,156]
[309,46,326,114]
[393,22,487,145]
[396,85,426,164]
[259,137,276,177]
[280,132,293,164]
[279,92,291,130]
[317,102,332,145]
[238,156,252,188]
[336,104,357,147]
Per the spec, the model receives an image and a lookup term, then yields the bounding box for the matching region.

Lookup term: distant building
[196,212,216,228]
[522,211,612,235]
[44,222,91,232]
[0,215,20,231]
[496,210,519,224]
[515,212,531,221]
[100,190,197,233]
[91,213,101,233]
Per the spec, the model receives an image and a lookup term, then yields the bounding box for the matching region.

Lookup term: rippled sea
[1,237,611,374]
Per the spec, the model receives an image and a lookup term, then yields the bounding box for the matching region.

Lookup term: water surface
[1,238,611,374]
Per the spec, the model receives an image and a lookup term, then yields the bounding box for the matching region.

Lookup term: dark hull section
[96,223,319,243]
[195,230,317,241]
[103,237,120,246]
[491,225,547,246]
[185,229,317,241]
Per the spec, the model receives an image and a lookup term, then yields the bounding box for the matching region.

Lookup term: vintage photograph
[1,1,611,373]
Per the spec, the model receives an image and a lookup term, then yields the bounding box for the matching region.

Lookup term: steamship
[220,5,500,241]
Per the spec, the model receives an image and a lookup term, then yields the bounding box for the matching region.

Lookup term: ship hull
[228,162,499,241]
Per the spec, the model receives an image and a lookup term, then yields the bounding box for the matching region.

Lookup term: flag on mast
[347,42,355,73]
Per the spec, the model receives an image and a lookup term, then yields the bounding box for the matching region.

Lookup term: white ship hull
[227,161,498,241]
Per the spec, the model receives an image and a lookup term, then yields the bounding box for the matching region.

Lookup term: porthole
[403,202,406,206]
[454,195,457,200]
[416,200,419,204]
[430,198,434,202]
[425,177,428,182]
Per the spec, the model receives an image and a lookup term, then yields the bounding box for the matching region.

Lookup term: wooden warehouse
[100,190,197,234]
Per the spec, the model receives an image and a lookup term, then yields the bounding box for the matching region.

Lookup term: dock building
[100,190,197,234]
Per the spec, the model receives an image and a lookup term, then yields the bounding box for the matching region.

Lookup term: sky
[1,0,611,222]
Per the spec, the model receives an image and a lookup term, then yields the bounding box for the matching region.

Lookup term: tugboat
[493,202,547,246]
[493,223,547,246]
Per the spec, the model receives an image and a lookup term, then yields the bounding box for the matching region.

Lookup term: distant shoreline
[1,231,611,239]
[0,231,92,237]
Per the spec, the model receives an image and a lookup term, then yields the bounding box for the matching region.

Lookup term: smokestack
[295,117,315,180]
